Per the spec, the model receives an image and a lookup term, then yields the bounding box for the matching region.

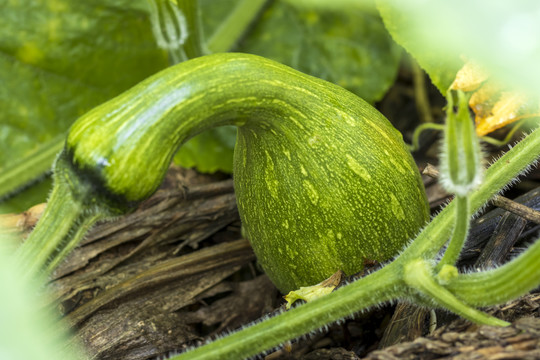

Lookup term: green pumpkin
[66,53,429,293]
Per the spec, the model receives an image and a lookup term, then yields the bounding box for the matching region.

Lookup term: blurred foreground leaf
[376,0,462,95]
[0,236,82,360]
[377,0,540,100]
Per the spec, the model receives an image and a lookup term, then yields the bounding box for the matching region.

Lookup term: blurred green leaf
[283,0,378,13]
[0,178,51,215]
[0,236,83,360]
[0,0,168,163]
[377,0,462,95]
[200,0,240,42]
[174,126,236,173]
[0,0,168,204]
[239,0,401,104]
[378,0,540,101]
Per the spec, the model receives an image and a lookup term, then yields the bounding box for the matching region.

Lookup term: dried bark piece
[186,275,278,335]
[474,211,527,268]
[0,202,45,238]
[377,303,430,349]
[21,169,263,359]
[66,239,255,327]
[62,239,257,360]
[301,348,360,360]
[363,317,540,360]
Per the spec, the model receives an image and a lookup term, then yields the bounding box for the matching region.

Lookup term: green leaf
[0,178,52,215]
[376,1,463,95]
[200,0,240,42]
[238,1,402,104]
[0,0,168,201]
[174,126,236,173]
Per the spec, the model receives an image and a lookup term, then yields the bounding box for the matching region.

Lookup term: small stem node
[404,259,508,326]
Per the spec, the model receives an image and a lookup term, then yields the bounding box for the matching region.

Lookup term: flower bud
[440,91,483,196]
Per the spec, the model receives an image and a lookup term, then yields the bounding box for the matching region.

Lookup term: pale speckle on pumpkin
[346,154,371,181]
[282,219,290,229]
[389,193,406,220]
[303,180,319,205]
[307,135,320,147]
[283,149,291,161]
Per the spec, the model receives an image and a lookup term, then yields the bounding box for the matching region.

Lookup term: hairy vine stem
[436,195,470,269]
[447,238,540,306]
[15,151,121,278]
[174,265,402,360]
